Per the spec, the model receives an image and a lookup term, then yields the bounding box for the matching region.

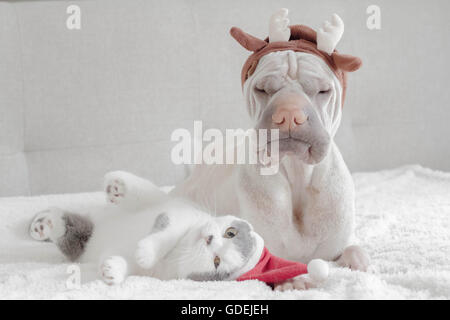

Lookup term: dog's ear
[332,53,362,72]
[230,27,267,52]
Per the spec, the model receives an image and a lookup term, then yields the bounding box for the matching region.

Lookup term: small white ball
[307,259,329,282]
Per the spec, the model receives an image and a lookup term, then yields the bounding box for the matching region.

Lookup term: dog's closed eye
[318,88,331,95]
[255,76,283,95]
[255,86,268,94]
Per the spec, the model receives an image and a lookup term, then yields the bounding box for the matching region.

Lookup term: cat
[29,171,264,285]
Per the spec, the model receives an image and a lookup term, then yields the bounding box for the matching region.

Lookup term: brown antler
[230,27,267,52]
[332,53,362,72]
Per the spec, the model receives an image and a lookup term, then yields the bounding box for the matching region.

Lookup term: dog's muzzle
[257,91,331,164]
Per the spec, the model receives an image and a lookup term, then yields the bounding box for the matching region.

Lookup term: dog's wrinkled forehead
[250,51,338,94]
[243,50,343,135]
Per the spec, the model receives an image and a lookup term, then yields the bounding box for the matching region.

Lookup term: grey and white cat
[29,171,264,285]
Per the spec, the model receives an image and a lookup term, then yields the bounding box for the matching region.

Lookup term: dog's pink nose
[272,104,307,131]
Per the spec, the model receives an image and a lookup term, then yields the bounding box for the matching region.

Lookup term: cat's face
[177,215,264,281]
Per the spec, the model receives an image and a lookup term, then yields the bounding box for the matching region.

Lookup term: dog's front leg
[336,245,370,272]
[235,165,311,260]
[235,166,319,291]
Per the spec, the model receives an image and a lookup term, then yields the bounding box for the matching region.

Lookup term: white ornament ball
[307,259,329,282]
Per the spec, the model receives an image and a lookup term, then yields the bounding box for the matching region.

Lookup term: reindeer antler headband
[230,9,362,103]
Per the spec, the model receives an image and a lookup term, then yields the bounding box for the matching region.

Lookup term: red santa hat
[237,247,307,283]
[237,247,329,285]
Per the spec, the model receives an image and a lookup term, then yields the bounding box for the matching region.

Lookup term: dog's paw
[104,174,127,205]
[135,239,157,269]
[274,275,315,292]
[337,245,370,272]
[100,256,127,285]
[29,208,65,242]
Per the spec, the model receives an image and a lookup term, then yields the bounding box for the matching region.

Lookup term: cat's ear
[242,219,254,231]
[232,218,255,232]
[230,27,267,52]
[332,52,362,72]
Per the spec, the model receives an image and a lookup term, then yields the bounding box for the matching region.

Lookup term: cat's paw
[274,275,315,291]
[29,208,66,242]
[100,256,127,285]
[135,239,157,269]
[104,173,127,205]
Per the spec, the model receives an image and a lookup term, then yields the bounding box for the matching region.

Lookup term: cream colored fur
[171,52,369,289]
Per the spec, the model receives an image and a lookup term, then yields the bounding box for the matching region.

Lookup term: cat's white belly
[79,198,205,280]
[80,207,160,265]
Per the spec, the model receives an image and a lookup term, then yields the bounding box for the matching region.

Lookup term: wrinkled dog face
[244,50,343,164]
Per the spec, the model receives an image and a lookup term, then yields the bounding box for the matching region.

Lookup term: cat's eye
[214,256,220,269]
[318,89,331,95]
[224,227,238,238]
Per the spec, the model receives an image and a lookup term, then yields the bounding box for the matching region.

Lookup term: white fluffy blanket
[1,165,449,300]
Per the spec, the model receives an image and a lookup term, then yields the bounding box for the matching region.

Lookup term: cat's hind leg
[104,173,126,205]
[135,211,197,269]
[104,170,167,210]
[29,208,93,261]
[99,256,128,285]
[29,208,67,242]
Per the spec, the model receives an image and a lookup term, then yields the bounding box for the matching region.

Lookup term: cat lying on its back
[29,171,264,285]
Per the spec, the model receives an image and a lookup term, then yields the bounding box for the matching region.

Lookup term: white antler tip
[277,8,288,15]
[316,13,344,55]
[331,14,344,28]
[269,8,291,43]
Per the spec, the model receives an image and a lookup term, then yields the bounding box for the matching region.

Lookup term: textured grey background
[0,0,449,196]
